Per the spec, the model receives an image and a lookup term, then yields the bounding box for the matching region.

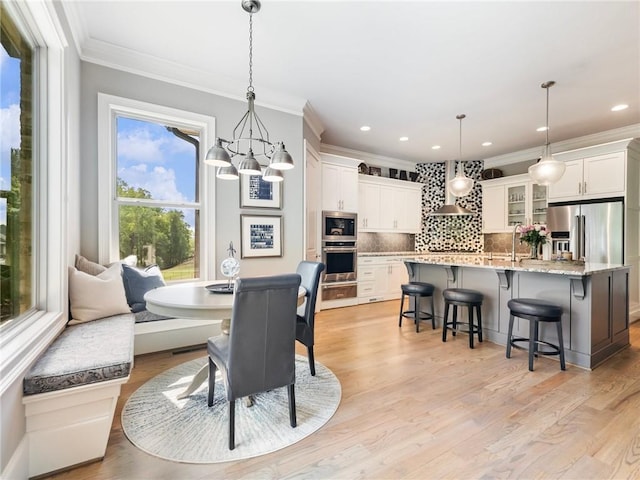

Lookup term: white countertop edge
[403,256,628,276]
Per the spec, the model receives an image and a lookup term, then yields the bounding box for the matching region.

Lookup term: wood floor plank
[47,300,640,480]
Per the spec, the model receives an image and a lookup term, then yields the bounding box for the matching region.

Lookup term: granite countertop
[404,253,628,276]
[357,251,417,257]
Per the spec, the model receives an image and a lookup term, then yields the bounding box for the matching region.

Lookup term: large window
[1,4,34,326]
[1,1,67,393]
[98,95,216,282]
[116,117,201,280]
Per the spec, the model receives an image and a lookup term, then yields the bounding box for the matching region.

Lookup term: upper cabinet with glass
[481,174,547,233]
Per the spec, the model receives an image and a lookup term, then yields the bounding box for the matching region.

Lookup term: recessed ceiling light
[399,136,409,142]
[431,145,441,150]
[360,125,371,131]
[482,141,493,147]
[536,126,549,132]
[611,104,629,112]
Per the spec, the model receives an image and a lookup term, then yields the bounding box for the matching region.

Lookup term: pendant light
[448,114,474,197]
[528,81,566,185]
[430,113,473,216]
[204,0,293,182]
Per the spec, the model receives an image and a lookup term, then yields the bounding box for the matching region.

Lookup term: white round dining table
[144,281,306,399]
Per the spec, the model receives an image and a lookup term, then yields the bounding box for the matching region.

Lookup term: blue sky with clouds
[116,117,197,204]
[1,45,19,226]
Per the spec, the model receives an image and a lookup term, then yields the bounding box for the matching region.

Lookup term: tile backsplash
[483,233,531,255]
[358,232,415,252]
[414,160,484,252]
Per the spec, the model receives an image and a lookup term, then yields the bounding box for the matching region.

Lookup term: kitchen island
[405,254,630,369]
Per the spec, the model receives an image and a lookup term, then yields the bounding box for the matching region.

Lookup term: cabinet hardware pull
[578,182,581,194]
[583,181,587,193]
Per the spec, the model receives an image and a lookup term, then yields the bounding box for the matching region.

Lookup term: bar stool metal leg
[398,293,406,327]
[452,305,458,336]
[468,305,474,349]
[528,316,537,371]
[556,321,566,370]
[442,302,450,342]
[506,314,515,358]
[430,295,435,330]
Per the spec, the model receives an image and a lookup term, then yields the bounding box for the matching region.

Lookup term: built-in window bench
[133,311,220,355]
[22,314,134,478]
[21,308,221,477]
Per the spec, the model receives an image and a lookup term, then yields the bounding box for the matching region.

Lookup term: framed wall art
[240,215,283,258]
[240,174,281,209]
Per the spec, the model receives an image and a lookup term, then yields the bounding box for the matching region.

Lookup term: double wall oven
[321,211,358,302]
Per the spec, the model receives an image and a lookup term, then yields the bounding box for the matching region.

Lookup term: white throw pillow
[68,264,131,324]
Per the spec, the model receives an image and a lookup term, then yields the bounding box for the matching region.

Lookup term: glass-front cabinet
[482,174,547,233]
[531,183,548,225]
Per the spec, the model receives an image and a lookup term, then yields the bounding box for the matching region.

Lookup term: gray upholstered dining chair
[207,273,302,450]
[295,261,325,376]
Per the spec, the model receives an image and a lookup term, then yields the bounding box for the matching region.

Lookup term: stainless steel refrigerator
[546,197,624,263]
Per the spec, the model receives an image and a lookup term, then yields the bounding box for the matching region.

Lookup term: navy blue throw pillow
[121,264,166,313]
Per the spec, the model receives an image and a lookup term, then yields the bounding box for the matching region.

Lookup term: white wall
[79,62,305,277]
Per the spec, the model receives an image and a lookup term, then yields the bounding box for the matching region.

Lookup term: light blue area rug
[121,355,341,463]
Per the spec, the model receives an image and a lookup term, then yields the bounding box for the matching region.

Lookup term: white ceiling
[63,0,640,164]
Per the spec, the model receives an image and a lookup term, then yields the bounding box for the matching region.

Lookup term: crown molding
[72,33,308,117]
[484,124,640,168]
[303,102,325,141]
[320,144,417,171]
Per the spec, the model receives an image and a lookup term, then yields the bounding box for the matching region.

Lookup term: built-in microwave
[322,211,357,242]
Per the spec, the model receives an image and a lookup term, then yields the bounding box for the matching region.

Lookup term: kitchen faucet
[511,222,521,262]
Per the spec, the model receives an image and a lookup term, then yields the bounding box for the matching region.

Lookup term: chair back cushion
[227,273,301,399]
[296,261,325,324]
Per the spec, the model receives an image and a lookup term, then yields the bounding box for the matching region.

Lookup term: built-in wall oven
[321,211,358,302]
[322,242,357,283]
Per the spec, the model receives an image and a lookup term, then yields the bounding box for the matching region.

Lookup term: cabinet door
[372,264,389,296]
[506,183,527,227]
[547,160,583,201]
[378,185,396,230]
[530,183,548,225]
[322,163,343,211]
[583,152,625,198]
[322,164,358,212]
[340,167,359,212]
[358,182,380,230]
[387,261,407,297]
[395,187,422,233]
[482,184,506,232]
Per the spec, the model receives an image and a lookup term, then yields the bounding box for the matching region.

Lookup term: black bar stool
[398,282,435,332]
[442,288,483,348]
[506,298,566,371]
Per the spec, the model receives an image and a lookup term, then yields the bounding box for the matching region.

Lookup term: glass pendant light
[528,81,566,185]
[448,114,474,197]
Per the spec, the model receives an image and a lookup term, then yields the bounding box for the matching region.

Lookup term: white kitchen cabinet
[357,256,408,303]
[481,183,507,233]
[481,174,547,233]
[358,176,422,233]
[322,162,358,212]
[548,152,626,201]
[358,181,382,230]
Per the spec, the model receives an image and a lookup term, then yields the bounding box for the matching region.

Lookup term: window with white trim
[98,95,216,282]
[1,3,34,326]
[0,0,67,393]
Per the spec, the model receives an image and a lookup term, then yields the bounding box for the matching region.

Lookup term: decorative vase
[530,243,539,259]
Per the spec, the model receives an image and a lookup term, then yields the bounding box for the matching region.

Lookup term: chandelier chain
[545,84,550,146]
[248,12,254,92]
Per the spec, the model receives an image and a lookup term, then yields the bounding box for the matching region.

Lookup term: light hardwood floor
[50,301,640,480]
